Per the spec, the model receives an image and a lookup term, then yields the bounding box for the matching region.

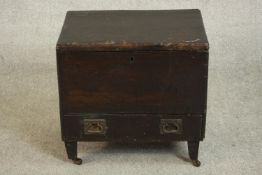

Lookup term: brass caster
[73,158,82,165]
[192,160,201,167]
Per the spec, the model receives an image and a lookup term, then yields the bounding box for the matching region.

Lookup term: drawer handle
[160,119,182,134]
[83,119,107,135]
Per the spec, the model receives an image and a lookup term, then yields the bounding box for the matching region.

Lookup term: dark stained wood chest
[56,10,209,166]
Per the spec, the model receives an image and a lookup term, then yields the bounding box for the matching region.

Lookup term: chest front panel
[58,50,208,115]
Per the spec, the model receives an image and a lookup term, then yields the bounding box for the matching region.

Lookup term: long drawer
[62,114,203,142]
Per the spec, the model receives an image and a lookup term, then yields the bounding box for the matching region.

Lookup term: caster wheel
[73,158,82,165]
[192,160,201,167]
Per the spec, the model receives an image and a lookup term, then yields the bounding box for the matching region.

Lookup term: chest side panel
[57,50,208,114]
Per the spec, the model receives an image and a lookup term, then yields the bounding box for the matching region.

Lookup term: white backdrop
[0,1,261,174]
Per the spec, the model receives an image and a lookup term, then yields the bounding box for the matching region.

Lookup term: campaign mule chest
[56,10,209,167]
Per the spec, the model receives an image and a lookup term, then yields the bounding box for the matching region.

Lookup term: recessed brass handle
[88,123,103,133]
[163,123,178,132]
[160,119,182,134]
[84,119,107,135]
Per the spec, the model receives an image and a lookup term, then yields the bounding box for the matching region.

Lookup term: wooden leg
[65,141,82,165]
[188,141,201,167]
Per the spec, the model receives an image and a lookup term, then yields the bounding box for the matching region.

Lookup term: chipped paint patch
[57,39,209,52]
[103,40,115,45]
[185,38,200,43]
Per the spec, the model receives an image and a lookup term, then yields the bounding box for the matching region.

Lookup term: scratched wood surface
[57,10,209,52]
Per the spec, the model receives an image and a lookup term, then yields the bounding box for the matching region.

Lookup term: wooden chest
[56,10,209,166]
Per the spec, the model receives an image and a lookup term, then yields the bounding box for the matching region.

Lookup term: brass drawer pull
[83,119,107,135]
[160,119,182,134]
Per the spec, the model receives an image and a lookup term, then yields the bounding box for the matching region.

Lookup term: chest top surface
[57,10,209,52]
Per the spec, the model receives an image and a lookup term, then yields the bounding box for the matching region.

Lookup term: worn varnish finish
[57,10,208,52]
[57,10,209,167]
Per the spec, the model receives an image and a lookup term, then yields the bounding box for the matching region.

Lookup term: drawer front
[62,114,203,141]
[58,50,208,114]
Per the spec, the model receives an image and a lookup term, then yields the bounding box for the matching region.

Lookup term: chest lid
[57,10,209,52]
